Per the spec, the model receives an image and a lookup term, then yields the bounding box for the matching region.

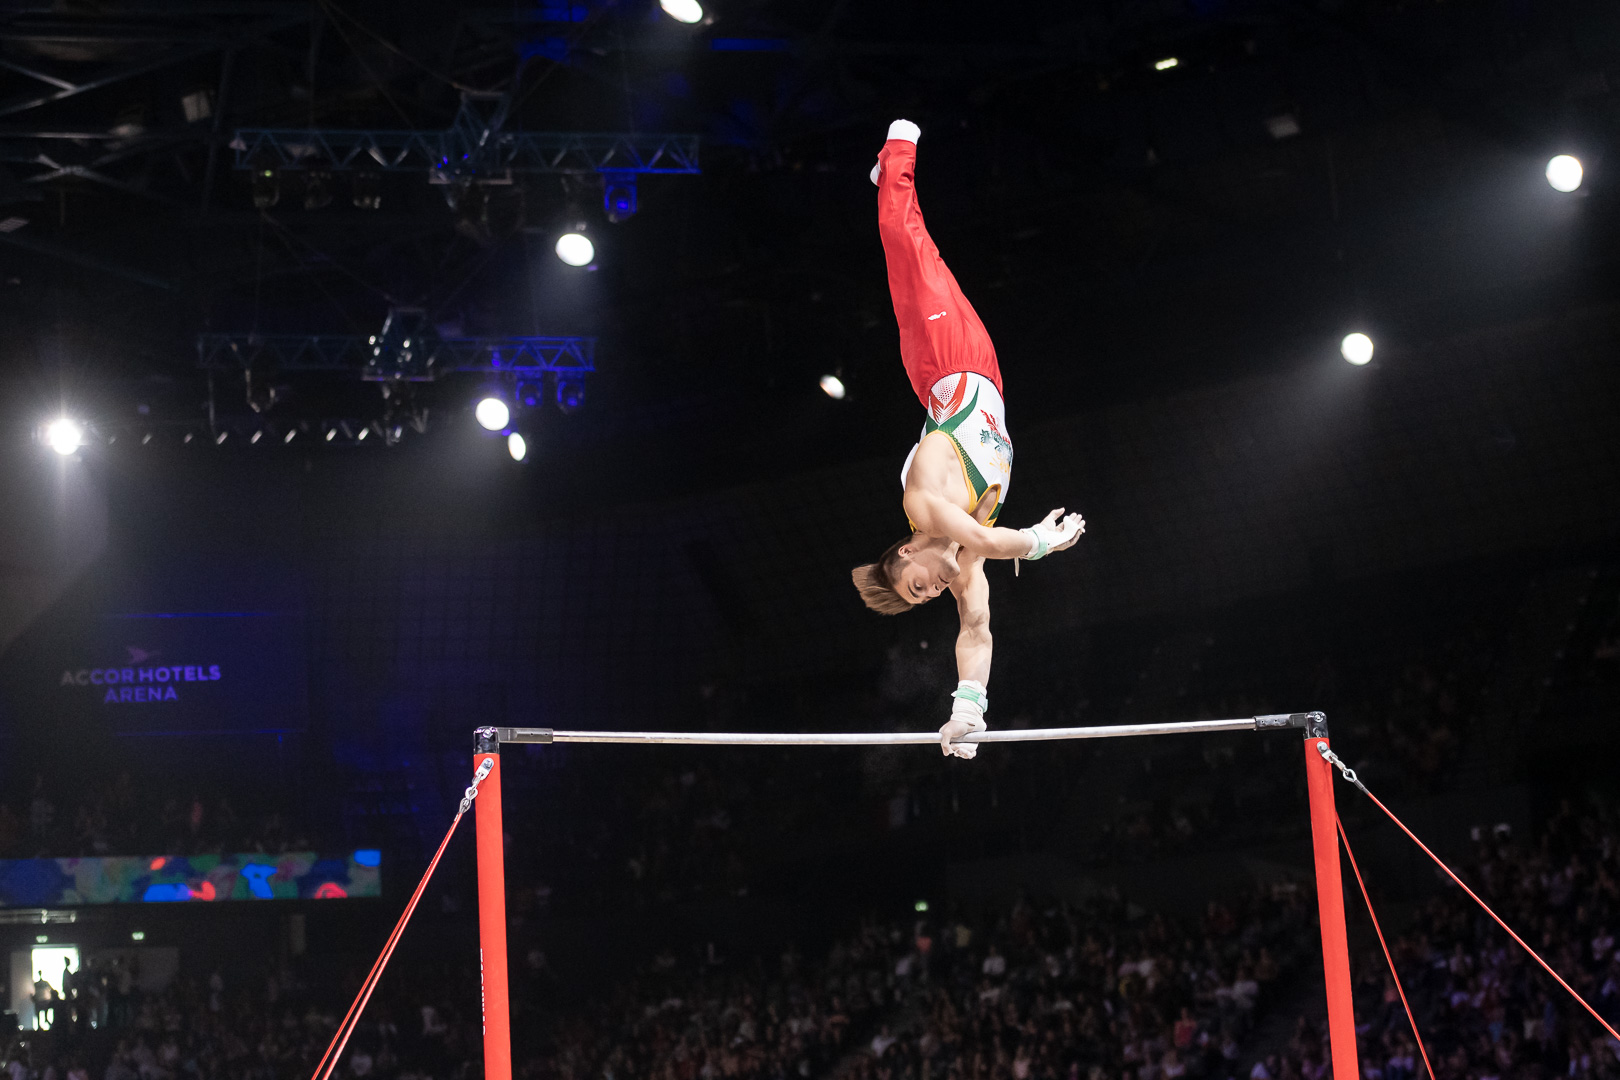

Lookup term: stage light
[216,431,228,444]
[604,176,638,223]
[130,931,145,942]
[250,429,263,444]
[303,171,334,211]
[45,417,83,456]
[819,374,846,400]
[284,428,296,443]
[508,432,528,461]
[325,426,337,442]
[1154,57,1179,71]
[555,232,594,267]
[556,376,585,414]
[251,169,279,209]
[356,426,368,441]
[1341,332,1374,365]
[475,396,511,431]
[1546,155,1583,193]
[661,0,704,23]
[142,433,153,445]
[914,900,929,913]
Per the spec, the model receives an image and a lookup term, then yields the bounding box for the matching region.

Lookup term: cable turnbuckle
[1315,741,1365,791]
[459,756,496,815]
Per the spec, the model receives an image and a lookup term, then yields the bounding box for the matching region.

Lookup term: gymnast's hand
[940,680,988,760]
[1020,508,1086,559]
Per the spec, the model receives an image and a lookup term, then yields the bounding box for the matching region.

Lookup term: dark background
[0,0,1618,1073]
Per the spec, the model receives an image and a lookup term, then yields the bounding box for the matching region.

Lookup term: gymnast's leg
[872,121,1003,408]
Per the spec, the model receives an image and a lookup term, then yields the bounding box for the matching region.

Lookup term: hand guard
[1019,514,1083,561]
[939,680,988,760]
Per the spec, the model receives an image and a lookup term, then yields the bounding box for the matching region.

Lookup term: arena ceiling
[0,0,1616,494]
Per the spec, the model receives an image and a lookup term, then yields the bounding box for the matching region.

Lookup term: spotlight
[251,169,279,209]
[1341,332,1374,366]
[250,429,263,444]
[508,432,528,462]
[351,172,382,210]
[819,374,846,400]
[1153,57,1179,71]
[1546,155,1583,193]
[356,426,368,441]
[555,377,585,414]
[130,931,145,942]
[603,175,638,223]
[142,433,153,445]
[45,417,83,455]
[303,171,334,211]
[284,428,297,443]
[660,0,704,23]
[555,232,594,267]
[215,430,228,444]
[475,397,511,431]
[517,380,544,409]
[325,426,337,442]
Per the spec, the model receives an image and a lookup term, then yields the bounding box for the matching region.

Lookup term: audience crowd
[842,885,1313,1080]
[0,773,312,860]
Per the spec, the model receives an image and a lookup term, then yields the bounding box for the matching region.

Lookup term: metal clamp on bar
[1254,713,1309,730]
[501,728,554,744]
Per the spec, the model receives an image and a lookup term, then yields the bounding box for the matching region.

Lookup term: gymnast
[852,120,1086,761]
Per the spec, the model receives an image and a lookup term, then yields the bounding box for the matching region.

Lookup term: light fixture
[914,900,929,913]
[284,428,297,443]
[475,397,511,431]
[325,426,337,442]
[508,432,528,461]
[215,431,228,444]
[1341,332,1374,366]
[250,430,263,444]
[660,0,704,24]
[1153,57,1179,71]
[1546,155,1583,193]
[44,417,83,456]
[131,931,145,942]
[555,377,585,414]
[819,374,846,400]
[554,232,594,267]
[356,426,368,441]
[35,934,47,944]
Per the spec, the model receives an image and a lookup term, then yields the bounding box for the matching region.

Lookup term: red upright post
[1304,724,1359,1080]
[474,731,513,1080]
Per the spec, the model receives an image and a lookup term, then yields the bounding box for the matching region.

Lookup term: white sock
[872,120,919,185]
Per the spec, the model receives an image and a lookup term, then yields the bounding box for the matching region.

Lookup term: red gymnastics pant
[876,138,1004,409]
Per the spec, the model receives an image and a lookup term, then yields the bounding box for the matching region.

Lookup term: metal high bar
[484,712,1319,747]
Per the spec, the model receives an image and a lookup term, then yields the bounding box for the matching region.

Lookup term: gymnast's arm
[951,555,992,687]
[903,490,1034,560]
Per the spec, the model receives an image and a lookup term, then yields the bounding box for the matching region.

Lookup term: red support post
[475,735,513,1080]
[1304,731,1359,1080]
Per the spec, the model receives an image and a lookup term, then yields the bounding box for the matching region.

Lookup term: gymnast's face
[895,540,960,605]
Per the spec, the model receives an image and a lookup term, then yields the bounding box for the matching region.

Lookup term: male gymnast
[851,120,1086,761]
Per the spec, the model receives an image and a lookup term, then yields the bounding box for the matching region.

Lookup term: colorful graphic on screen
[0,851,381,907]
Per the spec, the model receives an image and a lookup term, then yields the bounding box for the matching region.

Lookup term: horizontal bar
[494,714,1317,747]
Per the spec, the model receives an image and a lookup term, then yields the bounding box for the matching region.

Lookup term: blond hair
[851,535,916,615]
